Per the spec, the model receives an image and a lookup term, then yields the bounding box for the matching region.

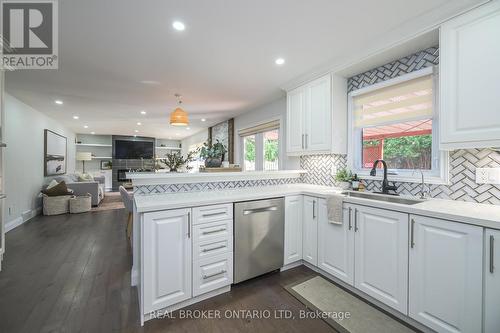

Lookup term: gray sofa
[51,174,105,206]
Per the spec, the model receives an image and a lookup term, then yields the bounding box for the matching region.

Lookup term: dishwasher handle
[243,206,278,215]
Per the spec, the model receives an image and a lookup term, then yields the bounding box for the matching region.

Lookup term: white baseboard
[5,207,42,232]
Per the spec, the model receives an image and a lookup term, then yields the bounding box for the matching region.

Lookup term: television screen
[115,140,154,159]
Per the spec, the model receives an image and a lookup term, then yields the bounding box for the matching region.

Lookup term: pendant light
[170,93,189,126]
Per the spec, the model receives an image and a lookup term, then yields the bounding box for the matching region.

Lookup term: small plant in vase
[160,150,197,172]
[335,168,354,190]
[200,139,227,168]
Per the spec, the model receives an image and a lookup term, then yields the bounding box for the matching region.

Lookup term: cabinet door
[305,75,331,152]
[318,201,354,285]
[409,215,482,333]
[485,229,500,333]
[286,87,305,153]
[302,196,318,266]
[354,205,408,313]
[284,195,303,265]
[440,2,500,149]
[143,209,192,314]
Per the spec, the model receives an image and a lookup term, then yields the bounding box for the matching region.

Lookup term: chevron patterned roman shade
[353,74,433,128]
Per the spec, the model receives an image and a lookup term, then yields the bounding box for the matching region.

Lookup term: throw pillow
[78,173,94,182]
[47,179,59,189]
[42,181,73,197]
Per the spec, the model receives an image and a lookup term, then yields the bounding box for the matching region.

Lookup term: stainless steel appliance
[234,198,284,283]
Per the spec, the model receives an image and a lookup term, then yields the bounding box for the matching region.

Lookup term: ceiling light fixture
[186,127,190,130]
[140,110,146,115]
[275,58,285,65]
[73,116,79,120]
[90,132,95,135]
[83,125,88,129]
[201,118,206,122]
[134,129,139,133]
[172,21,185,31]
[137,122,142,126]
[170,93,189,126]
[55,100,63,105]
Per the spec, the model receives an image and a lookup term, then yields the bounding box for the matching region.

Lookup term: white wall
[4,94,76,230]
[181,129,208,157]
[233,97,300,170]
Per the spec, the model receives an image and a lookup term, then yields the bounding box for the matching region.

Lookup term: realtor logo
[1,0,58,69]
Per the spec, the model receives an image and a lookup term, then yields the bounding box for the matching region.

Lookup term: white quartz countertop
[134,183,500,230]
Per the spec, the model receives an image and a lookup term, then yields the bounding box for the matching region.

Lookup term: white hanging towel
[327,194,344,225]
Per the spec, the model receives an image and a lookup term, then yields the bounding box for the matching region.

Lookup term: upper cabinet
[440,1,500,150]
[286,74,347,155]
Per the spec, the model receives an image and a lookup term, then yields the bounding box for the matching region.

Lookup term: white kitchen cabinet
[353,205,408,313]
[302,196,318,266]
[409,215,483,333]
[485,229,500,333]
[318,201,354,285]
[440,1,500,149]
[142,208,192,314]
[286,87,306,153]
[193,252,233,297]
[286,74,335,155]
[284,195,303,265]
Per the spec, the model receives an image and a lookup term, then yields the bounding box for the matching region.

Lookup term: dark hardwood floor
[0,209,335,333]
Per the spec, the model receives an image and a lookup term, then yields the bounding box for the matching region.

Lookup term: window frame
[239,117,283,171]
[347,67,449,185]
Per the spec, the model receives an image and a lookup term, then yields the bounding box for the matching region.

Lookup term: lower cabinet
[193,252,233,297]
[302,196,318,266]
[143,208,192,314]
[353,205,409,313]
[317,200,354,285]
[485,228,500,333]
[408,215,483,333]
[284,195,303,265]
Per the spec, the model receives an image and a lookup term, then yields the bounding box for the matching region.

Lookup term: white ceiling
[5,0,484,140]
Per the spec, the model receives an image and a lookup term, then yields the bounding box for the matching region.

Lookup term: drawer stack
[192,203,234,296]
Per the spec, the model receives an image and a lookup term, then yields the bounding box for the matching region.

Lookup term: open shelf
[156,146,181,150]
[76,143,112,147]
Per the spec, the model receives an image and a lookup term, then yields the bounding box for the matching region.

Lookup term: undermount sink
[342,191,425,205]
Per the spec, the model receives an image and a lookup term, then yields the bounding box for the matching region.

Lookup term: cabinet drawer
[193,219,233,243]
[193,204,233,225]
[193,252,233,297]
[193,237,233,261]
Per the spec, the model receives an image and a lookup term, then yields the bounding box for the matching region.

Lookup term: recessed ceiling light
[55,100,63,105]
[275,58,285,65]
[201,118,206,122]
[140,110,146,115]
[83,125,88,129]
[186,127,190,130]
[73,116,79,120]
[172,21,185,31]
[90,132,95,135]
[134,129,139,133]
[139,80,161,85]
[137,122,142,126]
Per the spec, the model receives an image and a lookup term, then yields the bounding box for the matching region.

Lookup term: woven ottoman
[69,194,92,214]
[43,194,73,215]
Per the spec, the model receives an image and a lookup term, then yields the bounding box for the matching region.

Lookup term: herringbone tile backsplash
[301,46,500,205]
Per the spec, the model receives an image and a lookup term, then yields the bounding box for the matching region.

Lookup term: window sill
[357,174,449,186]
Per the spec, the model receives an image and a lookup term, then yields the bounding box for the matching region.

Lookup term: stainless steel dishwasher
[233,198,284,283]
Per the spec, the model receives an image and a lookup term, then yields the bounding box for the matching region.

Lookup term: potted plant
[159,150,197,172]
[335,168,354,190]
[200,139,227,168]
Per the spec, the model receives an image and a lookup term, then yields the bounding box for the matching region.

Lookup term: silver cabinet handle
[348,207,352,230]
[354,208,358,232]
[243,206,277,215]
[305,134,308,149]
[490,235,495,274]
[187,212,191,238]
[202,211,226,218]
[301,134,305,149]
[312,200,316,219]
[410,218,415,248]
[203,270,226,279]
[202,228,226,235]
[202,245,226,253]
[0,194,6,200]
